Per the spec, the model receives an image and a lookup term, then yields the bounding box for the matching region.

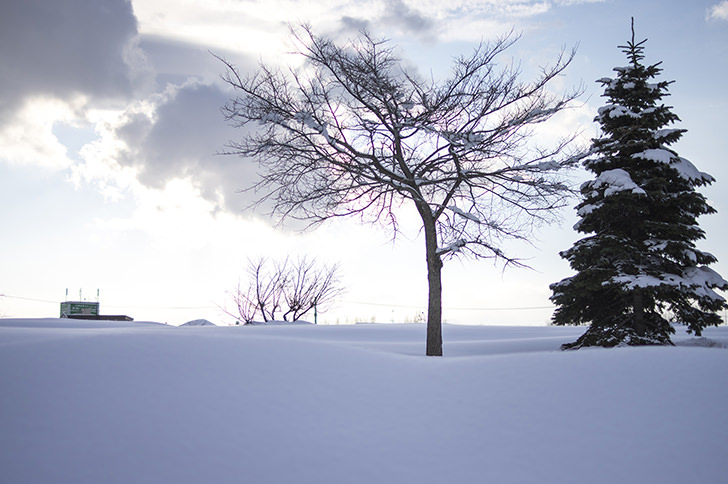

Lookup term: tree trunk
[425,246,443,356]
[633,289,645,336]
[418,202,443,356]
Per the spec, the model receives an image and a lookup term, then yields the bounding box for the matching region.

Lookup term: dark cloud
[116,82,261,213]
[381,0,436,36]
[340,15,372,33]
[340,0,437,38]
[138,35,249,86]
[0,0,143,124]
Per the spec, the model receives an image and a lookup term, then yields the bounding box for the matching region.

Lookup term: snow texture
[537,161,562,171]
[613,66,636,74]
[632,149,714,182]
[611,266,728,302]
[437,238,467,255]
[653,128,684,140]
[576,202,600,217]
[597,104,641,119]
[1,318,727,484]
[260,112,285,125]
[632,148,674,164]
[294,111,335,144]
[447,205,481,223]
[181,319,217,326]
[591,168,646,196]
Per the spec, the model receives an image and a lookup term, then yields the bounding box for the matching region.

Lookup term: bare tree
[250,257,287,322]
[228,281,258,324]
[281,256,343,322]
[226,256,343,324]
[219,26,583,355]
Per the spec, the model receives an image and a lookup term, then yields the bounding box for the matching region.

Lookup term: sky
[1,0,727,325]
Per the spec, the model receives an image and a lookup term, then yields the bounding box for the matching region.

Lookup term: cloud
[339,0,437,38]
[0,0,597,222]
[133,1,570,56]
[83,0,585,217]
[77,80,261,214]
[0,98,80,170]
[553,0,604,5]
[401,0,552,20]
[138,35,234,85]
[0,0,151,126]
[336,0,561,43]
[337,2,438,40]
[381,0,437,37]
[340,16,371,33]
[707,1,728,20]
[0,0,264,217]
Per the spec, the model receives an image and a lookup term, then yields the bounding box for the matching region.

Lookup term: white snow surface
[632,148,714,182]
[632,147,674,164]
[611,266,727,302]
[181,319,217,326]
[1,318,727,484]
[597,104,640,119]
[447,205,481,223]
[591,168,645,196]
[653,128,684,140]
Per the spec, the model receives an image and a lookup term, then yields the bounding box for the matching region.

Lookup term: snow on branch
[293,111,336,145]
[260,112,286,125]
[576,202,601,217]
[632,147,673,163]
[510,159,569,174]
[447,205,481,223]
[588,168,645,196]
[683,266,728,292]
[611,266,728,303]
[597,104,641,119]
[613,65,636,74]
[536,161,563,171]
[652,128,684,140]
[632,149,714,183]
[436,239,467,256]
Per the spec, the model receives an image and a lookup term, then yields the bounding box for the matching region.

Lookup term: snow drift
[1,318,726,484]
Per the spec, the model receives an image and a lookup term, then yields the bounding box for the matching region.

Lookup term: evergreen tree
[550,20,727,349]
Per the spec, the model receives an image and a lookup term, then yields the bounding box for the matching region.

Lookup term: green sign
[60,301,99,317]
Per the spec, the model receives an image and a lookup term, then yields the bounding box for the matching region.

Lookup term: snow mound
[181,319,217,326]
[246,320,314,326]
[1,320,727,484]
[0,318,166,329]
[676,337,728,349]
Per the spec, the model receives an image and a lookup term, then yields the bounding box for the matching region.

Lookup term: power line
[448,305,554,311]
[0,294,216,311]
[104,304,218,310]
[341,299,553,311]
[2,293,551,313]
[0,294,58,304]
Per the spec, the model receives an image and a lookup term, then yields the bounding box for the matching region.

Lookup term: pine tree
[550,20,728,349]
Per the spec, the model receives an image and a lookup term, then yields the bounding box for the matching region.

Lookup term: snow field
[1,319,727,484]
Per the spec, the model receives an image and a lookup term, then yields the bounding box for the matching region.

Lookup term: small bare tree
[281,257,343,322]
[226,256,343,324]
[219,26,583,355]
[250,257,287,322]
[229,281,258,324]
